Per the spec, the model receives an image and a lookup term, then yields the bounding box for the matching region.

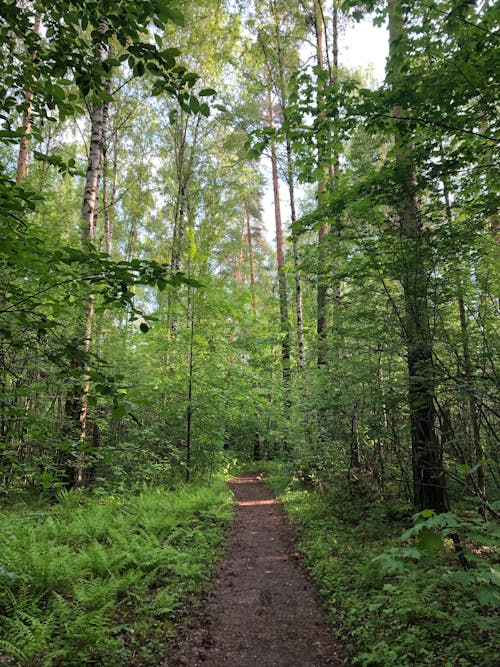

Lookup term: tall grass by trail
[0,481,233,666]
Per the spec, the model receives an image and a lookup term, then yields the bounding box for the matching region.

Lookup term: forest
[0,0,498,665]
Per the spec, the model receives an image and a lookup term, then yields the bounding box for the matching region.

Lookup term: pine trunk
[267,85,291,398]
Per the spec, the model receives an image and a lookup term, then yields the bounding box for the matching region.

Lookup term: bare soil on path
[165,472,344,666]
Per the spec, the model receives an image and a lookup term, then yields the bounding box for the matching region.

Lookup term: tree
[0,0,211,490]
[385,0,447,511]
[266,80,292,399]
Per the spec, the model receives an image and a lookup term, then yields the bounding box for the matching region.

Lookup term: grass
[0,480,233,666]
[266,468,499,667]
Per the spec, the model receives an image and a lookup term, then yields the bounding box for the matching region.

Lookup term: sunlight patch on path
[237,499,278,507]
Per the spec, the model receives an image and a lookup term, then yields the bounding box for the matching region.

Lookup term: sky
[342,14,388,85]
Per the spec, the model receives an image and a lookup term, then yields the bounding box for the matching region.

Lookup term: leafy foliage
[0,480,232,666]
[267,468,498,667]
[0,0,498,663]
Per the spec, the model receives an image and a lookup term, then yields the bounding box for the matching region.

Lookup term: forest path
[166,472,344,666]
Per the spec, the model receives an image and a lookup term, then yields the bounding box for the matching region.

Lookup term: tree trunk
[63,89,109,489]
[268,0,306,369]
[283,138,306,369]
[168,115,201,331]
[314,0,329,366]
[185,286,195,482]
[457,287,485,497]
[16,13,41,184]
[170,118,188,275]
[388,0,448,512]
[246,209,257,316]
[440,157,485,500]
[103,123,119,257]
[267,84,291,398]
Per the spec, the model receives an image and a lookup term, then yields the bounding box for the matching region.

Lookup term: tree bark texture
[246,209,258,316]
[388,0,448,513]
[268,0,306,369]
[63,89,109,488]
[16,13,41,183]
[267,85,291,397]
[314,0,329,366]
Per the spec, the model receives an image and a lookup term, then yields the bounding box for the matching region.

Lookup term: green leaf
[163,47,181,57]
[449,571,475,585]
[159,6,185,26]
[184,73,198,88]
[476,586,500,608]
[189,96,200,114]
[52,84,65,100]
[417,528,443,555]
[398,547,422,560]
[112,405,127,420]
[99,91,114,103]
[458,462,482,476]
[199,88,216,97]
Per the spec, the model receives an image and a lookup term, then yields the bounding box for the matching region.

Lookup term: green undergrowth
[0,480,233,666]
[266,469,499,667]
[232,459,284,476]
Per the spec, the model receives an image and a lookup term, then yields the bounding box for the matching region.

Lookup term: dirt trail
[166,472,343,666]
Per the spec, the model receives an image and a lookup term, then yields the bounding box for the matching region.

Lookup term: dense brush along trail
[167,472,345,666]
